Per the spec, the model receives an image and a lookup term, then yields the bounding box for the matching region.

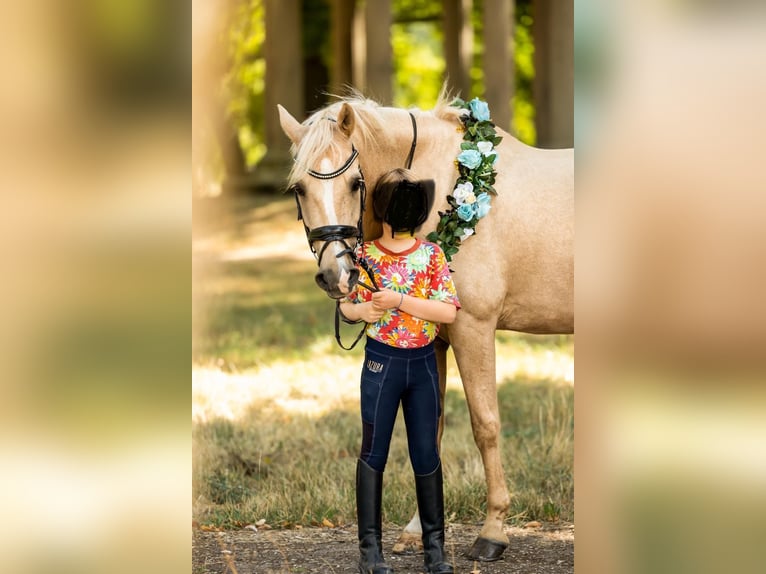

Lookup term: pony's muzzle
[315,267,359,297]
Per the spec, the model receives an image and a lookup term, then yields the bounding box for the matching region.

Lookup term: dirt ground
[192,522,574,574]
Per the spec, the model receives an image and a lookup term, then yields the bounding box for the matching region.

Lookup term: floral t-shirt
[346,239,461,348]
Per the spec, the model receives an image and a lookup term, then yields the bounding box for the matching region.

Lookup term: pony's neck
[355,106,464,241]
[366,107,418,163]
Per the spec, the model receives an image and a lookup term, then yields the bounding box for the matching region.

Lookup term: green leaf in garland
[430,98,502,263]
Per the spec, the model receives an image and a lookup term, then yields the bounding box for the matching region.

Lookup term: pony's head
[278,101,374,299]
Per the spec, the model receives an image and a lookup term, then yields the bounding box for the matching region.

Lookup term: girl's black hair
[372,169,435,237]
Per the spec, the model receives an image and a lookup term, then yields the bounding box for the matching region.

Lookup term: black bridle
[294,144,366,265]
[292,111,418,349]
[293,143,374,350]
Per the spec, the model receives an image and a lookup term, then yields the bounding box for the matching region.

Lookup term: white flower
[464,192,476,204]
[459,228,475,241]
[452,181,474,204]
[477,141,494,156]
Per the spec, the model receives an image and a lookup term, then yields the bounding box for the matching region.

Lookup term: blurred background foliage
[224,0,267,170]
[220,0,535,177]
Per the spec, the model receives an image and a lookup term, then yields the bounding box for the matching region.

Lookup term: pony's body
[279,95,573,561]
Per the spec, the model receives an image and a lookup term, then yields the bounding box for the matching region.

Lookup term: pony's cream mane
[430,84,466,124]
[288,95,384,185]
[287,86,465,186]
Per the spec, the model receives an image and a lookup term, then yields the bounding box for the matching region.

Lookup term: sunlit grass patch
[194,255,335,367]
[192,375,572,528]
[193,403,360,528]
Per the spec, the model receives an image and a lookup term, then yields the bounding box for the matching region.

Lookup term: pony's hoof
[465,537,508,562]
[392,531,422,554]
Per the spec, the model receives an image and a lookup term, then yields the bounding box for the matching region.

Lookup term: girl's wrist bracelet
[397,293,404,309]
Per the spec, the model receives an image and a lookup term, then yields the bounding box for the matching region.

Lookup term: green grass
[194,257,333,367]
[192,375,573,528]
[193,196,573,529]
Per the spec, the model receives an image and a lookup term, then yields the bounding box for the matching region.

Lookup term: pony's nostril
[315,271,330,291]
[348,269,360,287]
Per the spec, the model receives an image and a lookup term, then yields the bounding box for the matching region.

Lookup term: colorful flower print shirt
[346,239,461,348]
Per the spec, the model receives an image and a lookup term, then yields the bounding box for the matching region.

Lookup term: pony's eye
[291,184,305,197]
[351,179,364,193]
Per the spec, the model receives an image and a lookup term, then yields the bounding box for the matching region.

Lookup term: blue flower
[457,149,482,169]
[456,203,474,221]
[475,193,492,219]
[429,98,502,262]
[469,98,491,121]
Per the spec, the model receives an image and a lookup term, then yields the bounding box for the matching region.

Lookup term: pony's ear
[337,102,356,138]
[278,104,307,144]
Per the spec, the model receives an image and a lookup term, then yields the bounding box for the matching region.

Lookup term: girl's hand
[372,289,403,311]
[359,302,385,323]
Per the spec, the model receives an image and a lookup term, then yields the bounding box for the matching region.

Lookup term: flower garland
[426,98,503,262]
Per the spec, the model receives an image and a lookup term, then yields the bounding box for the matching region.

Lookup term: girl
[340,168,460,574]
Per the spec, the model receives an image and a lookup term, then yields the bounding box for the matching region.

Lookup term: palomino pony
[278,93,573,561]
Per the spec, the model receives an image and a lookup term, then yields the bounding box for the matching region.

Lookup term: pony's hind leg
[392,513,422,554]
[450,316,510,561]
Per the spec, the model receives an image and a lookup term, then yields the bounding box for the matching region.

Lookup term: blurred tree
[469,0,485,101]
[211,0,538,193]
[513,0,536,144]
[221,0,332,177]
[302,0,332,112]
[391,0,444,109]
[394,0,443,21]
[224,0,267,170]
[392,0,535,144]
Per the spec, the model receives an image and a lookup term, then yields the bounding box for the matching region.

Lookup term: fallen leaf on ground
[524,521,542,529]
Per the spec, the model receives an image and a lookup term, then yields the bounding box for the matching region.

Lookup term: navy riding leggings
[359,337,441,475]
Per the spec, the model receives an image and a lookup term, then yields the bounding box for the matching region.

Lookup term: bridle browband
[292,111,418,349]
[307,146,359,180]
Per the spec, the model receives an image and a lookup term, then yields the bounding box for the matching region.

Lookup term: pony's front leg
[392,337,449,555]
[451,316,510,561]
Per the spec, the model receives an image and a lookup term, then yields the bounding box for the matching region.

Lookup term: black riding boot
[415,463,454,574]
[357,459,394,574]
